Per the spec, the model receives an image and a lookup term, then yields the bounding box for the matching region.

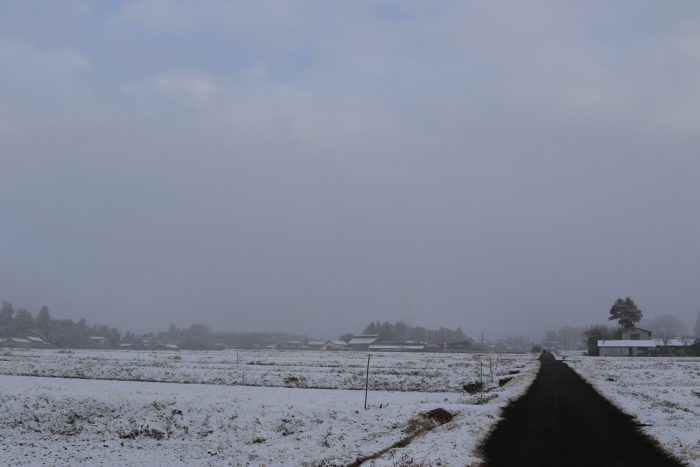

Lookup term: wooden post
[480,360,483,389]
[364,353,371,410]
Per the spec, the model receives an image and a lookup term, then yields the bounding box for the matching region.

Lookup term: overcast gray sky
[1,1,699,339]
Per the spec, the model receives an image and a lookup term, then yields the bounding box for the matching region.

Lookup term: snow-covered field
[0,349,527,393]
[0,349,538,466]
[565,356,700,466]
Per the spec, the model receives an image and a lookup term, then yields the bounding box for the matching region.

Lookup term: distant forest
[0,301,122,348]
[0,301,308,349]
[362,321,467,344]
[1,300,471,350]
[127,324,309,350]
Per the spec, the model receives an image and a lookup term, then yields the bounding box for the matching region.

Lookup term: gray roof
[597,339,656,348]
[9,338,31,343]
[25,336,47,343]
[368,344,425,350]
[348,335,378,345]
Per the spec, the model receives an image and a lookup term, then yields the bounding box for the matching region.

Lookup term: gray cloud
[1,1,699,338]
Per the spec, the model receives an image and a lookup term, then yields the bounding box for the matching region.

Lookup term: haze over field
[1,1,699,338]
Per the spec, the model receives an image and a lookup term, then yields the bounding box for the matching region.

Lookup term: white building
[597,339,656,356]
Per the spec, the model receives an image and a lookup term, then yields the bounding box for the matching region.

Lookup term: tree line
[125,323,309,350]
[362,321,467,344]
[0,301,121,348]
[0,301,308,350]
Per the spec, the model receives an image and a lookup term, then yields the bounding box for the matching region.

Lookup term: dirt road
[481,353,683,467]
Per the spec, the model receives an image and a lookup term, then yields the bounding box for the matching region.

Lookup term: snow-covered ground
[564,356,700,466]
[0,349,527,393]
[0,349,538,466]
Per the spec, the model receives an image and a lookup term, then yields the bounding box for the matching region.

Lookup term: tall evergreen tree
[0,302,15,337]
[608,297,643,329]
[36,306,51,335]
[14,308,34,334]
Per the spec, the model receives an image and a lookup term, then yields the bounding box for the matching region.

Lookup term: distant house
[321,340,349,350]
[25,336,50,348]
[654,338,694,347]
[368,342,426,352]
[347,335,378,350]
[306,340,350,350]
[595,327,656,356]
[621,327,652,340]
[212,343,226,350]
[2,337,33,349]
[445,340,473,351]
[653,338,695,352]
[284,341,308,350]
[87,336,110,349]
[597,339,655,356]
[164,344,179,351]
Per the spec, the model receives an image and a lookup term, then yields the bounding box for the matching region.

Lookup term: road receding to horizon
[480,353,683,467]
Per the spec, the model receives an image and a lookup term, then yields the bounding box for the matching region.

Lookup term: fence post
[364,354,371,410]
[480,360,483,389]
